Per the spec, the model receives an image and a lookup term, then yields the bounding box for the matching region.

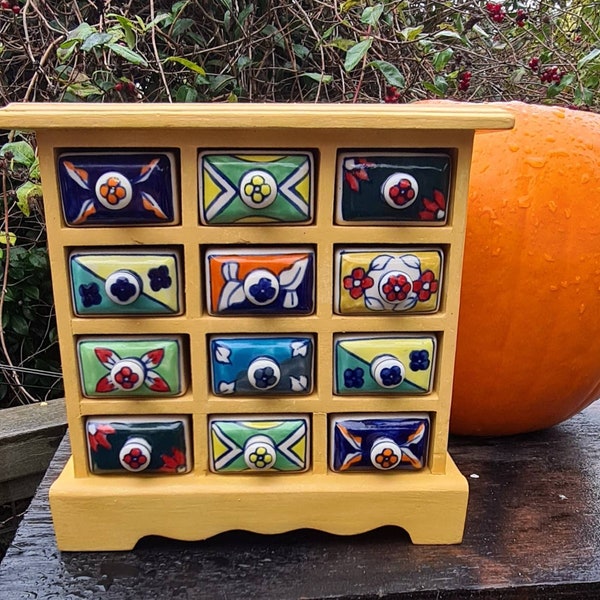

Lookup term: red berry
[12,5,20,14]
[384,86,400,104]
[516,9,527,27]
[126,82,136,95]
[528,57,539,70]
[0,0,10,9]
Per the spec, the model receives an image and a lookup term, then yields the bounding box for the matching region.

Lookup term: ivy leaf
[16,181,43,217]
[164,56,206,75]
[1,141,35,168]
[578,48,600,69]
[361,4,384,27]
[369,60,405,88]
[80,32,113,52]
[399,26,424,41]
[433,48,454,72]
[0,231,16,246]
[107,43,148,66]
[10,314,29,337]
[344,38,373,72]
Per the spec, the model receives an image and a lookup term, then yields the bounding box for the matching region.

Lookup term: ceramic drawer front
[209,415,310,473]
[70,249,183,316]
[77,335,187,398]
[205,247,314,316]
[210,335,314,396]
[199,151,314,224]
[336,151,451,225]
[86,416,191,474]
[330,413,430,473]
[58,151,178,226]
[335,247,443,315]
[334,334,436,395]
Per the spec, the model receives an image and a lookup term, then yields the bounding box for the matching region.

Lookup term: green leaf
[175,84,198,102]
[23,285,40,301]
[472,24,489,38]
[434,30,464,43]
[578,48,600,69]
[0,231,16,245]
[67,22,96,42]
[1,141,35,168]
[361,4,384,27]
[326,38,355,52]
[399,26,424,41]
[303,72,333,84]
[66,81,103,99]
[80,32,112,52]
[171,18,195,39]
[433,48,454,72]
[56,39,79,63]
[209,74,236,92]
[164,56,206,75]
[10,314,29,337]
[28,157,40,181]
[293,43,310,59]
[424,76,448,97]
[107,43,148,66]
[107,14,137,48]
[16,182,42,217]
[344,38,373,72]
[340,0,362,12]
[369,60,405,88]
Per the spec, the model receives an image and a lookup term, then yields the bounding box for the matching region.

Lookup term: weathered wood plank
[0,399,67,501]
[0,402,599,599]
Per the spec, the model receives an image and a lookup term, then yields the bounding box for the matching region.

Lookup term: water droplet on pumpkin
[549,285,559,291]
[491,247,502,256]
[564,208,572,219]
[560,281,568,288]
[579,304,586,315]
[525,156,547,169]
[548,201,557,213]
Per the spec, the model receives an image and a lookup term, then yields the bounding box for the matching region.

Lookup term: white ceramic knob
[119,437,152,472]
[370,354,405,388]
[247,357,281,391]
[105,270,142,305]
[369,437,402,471]
[244,435,277,471]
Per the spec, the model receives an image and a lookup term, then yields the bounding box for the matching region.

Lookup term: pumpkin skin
[451,102,600,436]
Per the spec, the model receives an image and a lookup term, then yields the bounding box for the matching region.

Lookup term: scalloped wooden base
[49,452,468,550]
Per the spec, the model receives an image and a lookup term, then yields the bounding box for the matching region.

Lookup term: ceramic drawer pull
[70,249,183,316]
[209,416,310,473]
[199,152,314,224]
[336,152,451,225]
[77,335,186,397]
[58,151,178,226]
[86,416,191,474]
[334,247,443,315]
[330,414,430,472]
[210,335,314,396]
[334,334,436,395]
[205,248,314,316]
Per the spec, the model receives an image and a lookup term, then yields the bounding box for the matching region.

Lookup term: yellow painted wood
[0,103,514,548]
[50,454,469,550]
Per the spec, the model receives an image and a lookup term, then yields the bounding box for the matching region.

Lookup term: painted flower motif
[344,367,364,389]
[409,350,430,372]
[122,447,148,470]
[110,276,138,303]
[244,174,272,204]
[381,274,412,302]
[159,448,187,473]
[99,176,127,206]
[343,158,374,192]
[87,423,116,452]
[374,447,400,469]
[412,270,439,301]
[380,365,403,387]
[148,265,172,292]
[79,282,102,307]
[249,277,277,303]
[253,366,278,389]
[343,267,374,300]
[113,365,140,389]
[248,445,273,469]
[388,178,416,206]
[419,189,446,221]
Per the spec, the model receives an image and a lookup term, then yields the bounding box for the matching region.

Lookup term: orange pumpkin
[451,102,600,435]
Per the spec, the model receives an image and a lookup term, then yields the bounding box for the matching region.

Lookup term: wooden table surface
[1,403,599,600]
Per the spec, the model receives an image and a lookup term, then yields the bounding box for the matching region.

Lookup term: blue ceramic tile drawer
[336,152,451,225]
[330,413,430,472]
[86,415,192,474]
[69,248,183,316]
[58,151,178,226]
[210,335,314,396]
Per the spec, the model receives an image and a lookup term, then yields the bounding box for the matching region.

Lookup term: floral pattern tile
[205,247,314,316]
[86,416,191,474]
[58,152,178,226]
[199,152,314,224]
[329,413,430,472]
[70,249,182,316]
[336,152,451,224]
[334,247,443,314]
[210,335,314,396]
[209,416,310,473]
[77,336,186,398]
[334,334,436,395]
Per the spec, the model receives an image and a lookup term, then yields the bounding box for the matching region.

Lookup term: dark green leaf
[107,43,148,66]
[10,314,29,336]
[344,38,373,72]
[433,48,454,72]
[175,84,198,102]
[361,4,384,27]
[80,32,112,52]
[164,56,206,75]
[369,60,405,88]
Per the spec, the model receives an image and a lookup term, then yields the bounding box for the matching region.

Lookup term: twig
[150,0,172,102]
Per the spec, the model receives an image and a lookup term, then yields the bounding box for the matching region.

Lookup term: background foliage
[0,0,599,406]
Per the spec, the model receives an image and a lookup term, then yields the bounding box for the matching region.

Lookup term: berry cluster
[540,65,562,84]
[0,0,20,14]
[384,86,401,103]
[458,71,472,91]
[528,57,540,70]
[485,2,506,23]
[515,9,528,27]
[114,81,137,96]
